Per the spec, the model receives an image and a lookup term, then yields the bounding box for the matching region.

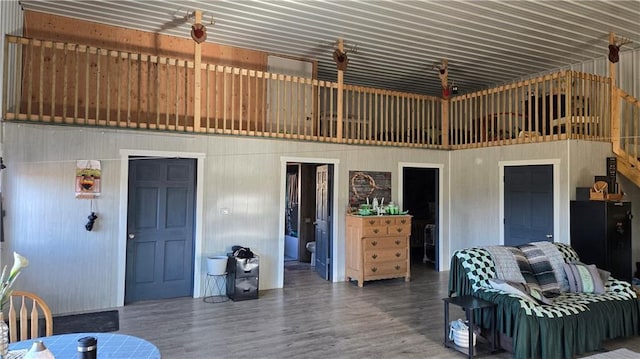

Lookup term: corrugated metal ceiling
[18,0,640,96]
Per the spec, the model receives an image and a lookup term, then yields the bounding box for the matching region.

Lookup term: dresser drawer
[363,237,406,250]
[364,261,408,276]
[363,248,407,263]
[380,217,395,226]
[362,225,387,237]
[388,225,410,236]
[379,217,411,226]
[362,217,381,226]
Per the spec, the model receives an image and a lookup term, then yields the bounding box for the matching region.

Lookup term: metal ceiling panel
[18,0,640,96]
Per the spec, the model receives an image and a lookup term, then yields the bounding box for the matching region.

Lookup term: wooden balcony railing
[0,35,622,152]
[2,35,442,148]
[449,71,611,148]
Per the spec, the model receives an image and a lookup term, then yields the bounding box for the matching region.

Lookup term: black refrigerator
[569,201,632,282]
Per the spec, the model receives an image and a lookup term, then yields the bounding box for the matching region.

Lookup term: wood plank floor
[116,262,640,358]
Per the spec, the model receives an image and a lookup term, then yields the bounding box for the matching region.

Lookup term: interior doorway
[117,150,205,307]
[401,166,439,270]
[499,159,560,247]
[503,164,554,246]
[283,161,334,284]
[125,157,196,303]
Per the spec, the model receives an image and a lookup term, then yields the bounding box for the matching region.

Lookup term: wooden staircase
[614,154,640,187]
[612,87,640,188]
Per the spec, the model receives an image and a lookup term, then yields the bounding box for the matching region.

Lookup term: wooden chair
[7,290,53,343]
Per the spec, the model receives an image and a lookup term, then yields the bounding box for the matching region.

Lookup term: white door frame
[398,162,445,271]
[279,156,340,287]
[117,149,206,306]
[499,159,561,245]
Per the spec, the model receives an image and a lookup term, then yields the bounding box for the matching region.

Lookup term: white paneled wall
[5,119,615,314]
[448,140,613,254]
[3,123,450,313]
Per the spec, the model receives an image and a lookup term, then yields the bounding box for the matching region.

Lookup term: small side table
[443,295,496,358]
[204,273,228,303]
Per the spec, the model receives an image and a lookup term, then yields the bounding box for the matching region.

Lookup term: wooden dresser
[345,214,412,287]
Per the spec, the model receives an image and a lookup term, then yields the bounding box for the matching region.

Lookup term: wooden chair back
[7,290,53,343]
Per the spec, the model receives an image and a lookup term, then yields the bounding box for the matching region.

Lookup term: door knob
[128,233,135,240]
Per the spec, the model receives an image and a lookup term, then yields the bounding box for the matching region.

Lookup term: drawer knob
[400,219,406,224]
[395,252,401,257]
[371,267,378,273]
[372,254,378,259]
[369,220,376,225]
[396,228,403,233]
[385,219,391,224]
[373,229,379,234]
[395,239,401,245]
[395,265,401,270]
[371,240,378,246]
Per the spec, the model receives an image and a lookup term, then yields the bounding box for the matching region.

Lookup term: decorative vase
[24,341,55,359]
[0,312,8,358]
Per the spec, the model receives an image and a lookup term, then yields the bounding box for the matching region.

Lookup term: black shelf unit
[443,295,497,358]
[569,201,632,282]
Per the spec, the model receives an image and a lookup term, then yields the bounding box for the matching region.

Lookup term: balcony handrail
[448,70,611,148]
[2,35,445,148]
[0,35,622,151]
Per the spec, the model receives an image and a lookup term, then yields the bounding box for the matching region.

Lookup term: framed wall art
[349,170,391,207]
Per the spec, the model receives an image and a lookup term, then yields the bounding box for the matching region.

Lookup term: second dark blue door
[504,165,553,246]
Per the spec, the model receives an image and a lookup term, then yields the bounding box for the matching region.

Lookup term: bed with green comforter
[448,242,640,359]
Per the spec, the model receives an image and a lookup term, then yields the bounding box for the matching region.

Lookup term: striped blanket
[484,241,566,295]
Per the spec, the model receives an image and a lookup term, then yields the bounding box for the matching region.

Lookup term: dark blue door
[125,158,196,303]
[504,165,553,246]
[314,165,332,280]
